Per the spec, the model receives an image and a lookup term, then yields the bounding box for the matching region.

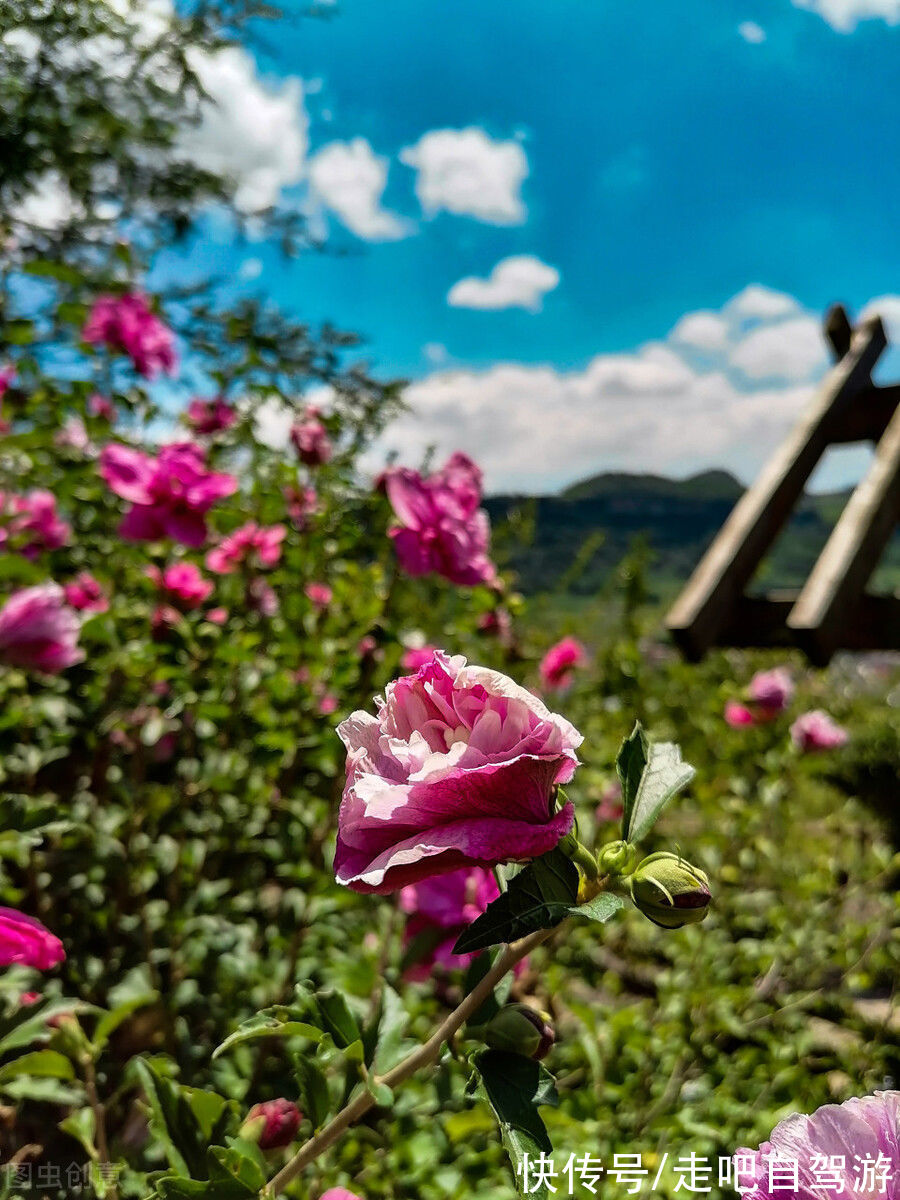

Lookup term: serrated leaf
[618,723,695,843]
[472,1050,559,1200]
[213,1010,322,1059]
[453,848,578,955]
[570,892,625,924]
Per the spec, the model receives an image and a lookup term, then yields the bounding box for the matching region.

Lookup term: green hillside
[487,470,900,597]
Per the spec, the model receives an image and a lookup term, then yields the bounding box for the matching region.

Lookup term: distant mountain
[485,470,900,597]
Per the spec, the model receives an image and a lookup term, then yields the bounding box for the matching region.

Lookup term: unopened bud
[484,1004,555,1061]
[629,852,711,929]
[597,839,637,876]
[240,1098,302,1150]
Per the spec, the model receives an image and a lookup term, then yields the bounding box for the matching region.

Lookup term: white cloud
[180,46,308,212]
[253,396,295,450]
[447,256,560,312]
[308,138,412,241]
[860,295,900,343]
[792,0,900,29]
[362,286,849,493]
[239,257,263,281]
[400,127,528,224]
[738,20,767,41]
[11,171,81,230]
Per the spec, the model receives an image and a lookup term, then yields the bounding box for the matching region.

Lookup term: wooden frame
[665,304,900,664]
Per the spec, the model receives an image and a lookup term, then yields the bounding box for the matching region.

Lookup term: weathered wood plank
[824,303,853,360]
[666,315,887,659]
[717,593,900,653]
[830,385,899,444]
[788,403,900,663]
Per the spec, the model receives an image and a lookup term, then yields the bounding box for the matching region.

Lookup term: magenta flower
[400,866,501,980]
[100,441,237,547]
[0,909,65,970]
[185,396,236,435]
[725,700,757,728]
[790,709,848,752]
[3,491,71,558]
[83,293,177,379]
[748,666,794,713]
[335,650,582,894]
[206,521,286,574]
[291,408,332,466]
[88,394,116,422]
[539,637,587,691]
[383,452,496,587]
[0,584,83,673]
[64,572,109,614]
[146,562,214,610]
[305,582,332,610]
[320,1191,363,1200]
[734,1091,900,1199]
[206,606,228,625]
[401,644,439,672]
[240,1098,303,1150]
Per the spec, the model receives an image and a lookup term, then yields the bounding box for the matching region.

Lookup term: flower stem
[261,926,554,1198]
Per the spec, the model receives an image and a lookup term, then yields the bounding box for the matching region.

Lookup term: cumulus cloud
[792,0,900,29]
[447,256,560,312]
[738,20,767,41]
[361,285,856,493]
[400,127,528,224]
[308,139,412,240]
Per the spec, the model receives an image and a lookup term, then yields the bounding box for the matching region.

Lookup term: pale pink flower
[284,483,318,528]
[595,780,624,824]
[64,572,108,614]
[83,292,177,378]
[401,644,438,671]
[206,522,286,574]
[790,709,848,752]
[151,604,181,639]
[335,650,582,894]
[734,1091,900,1200]
[319,1191,363,1200]
[382,452,496,587]
[185,396,236,435]
[248,578,278,616]
[146,562,214,609]
[305,582,332,610]
[0,583,83,673]
[400,866,501,980]
[725,700,757,728]
[206,606,228,625]
[88,394,116,422]
[319,693,339,715]
[539,637,587,690]
[100,441,236,547]
[291,408,332,466]
[55,417,91,453]
[0,909,65,970]
[748,667,794,714]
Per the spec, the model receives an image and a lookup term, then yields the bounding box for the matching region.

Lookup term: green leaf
[618,722,695,843]
[93,990,158,1051]
[59,1106,97,1160]
[0,999,94,1056]
[472,1050,559,1200]
[293,1054,331,1130]
[570,892,625,924]
[0,1049,75,1085]
[303,988,360,1049]
[213,1010,322,1059]
[453,848,579,955]
[464,950,514,1028]
[371,985,409,1075]
[134,1059,233,1179]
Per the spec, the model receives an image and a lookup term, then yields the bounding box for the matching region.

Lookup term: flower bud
[240,1098,302,1150]
[596,839,637,876]
[484,1004,555,1061]
[629,852,711,929]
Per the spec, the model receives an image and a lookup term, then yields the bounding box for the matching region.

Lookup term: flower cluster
[724,665,847,752]
[0,490,71,558]
[206,521,286,574]
[83,293,178,378]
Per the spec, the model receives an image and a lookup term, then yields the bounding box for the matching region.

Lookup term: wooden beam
[788,402,900,663]
[830,384,899,444]
[666,315,887,659]
[824,304,853,360]
[717,593,900,654]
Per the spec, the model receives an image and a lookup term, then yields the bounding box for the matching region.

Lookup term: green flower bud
[597,839,637,876]
[484,1004,556,1061]
[629,851,711,929]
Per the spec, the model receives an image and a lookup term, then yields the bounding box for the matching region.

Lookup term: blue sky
[160,0,900,493]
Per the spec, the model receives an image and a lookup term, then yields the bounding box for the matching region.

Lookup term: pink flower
[320,1192,363,1200]
[284,484,318,528]
[83,293,177,379]
[241,1098,303,1150]
[291,409,332,466]
[319,693,339,715]
[64,573,108,614]
[0,909,65,969]
[305,582,332,610]
[335,650,582,894]
[401,644,438,672]
[725,700,757,728]
[151,604,181,639]
[595,780,624,824]
[383,452,496,587]
[539,637,587,690]
[4,491,71,558]
[0,584,83,673]
[734,1091,900,1200]
[185,396,236,435]
[146,562,214,609]
[479,608,512,640]
[206,606,228,625]
[400,866,501,980]
[19,991,41,1006]
[790,709,848,752]
[247,578,278,616]
[206,522,286,574]
[100,441,236,547]
[748,667,794,714]
[55,417,91,453]
[88,394,116,422]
